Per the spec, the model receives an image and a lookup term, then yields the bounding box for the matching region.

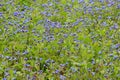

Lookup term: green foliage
[0,0,120,80]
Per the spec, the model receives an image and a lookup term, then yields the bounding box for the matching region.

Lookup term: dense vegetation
[0,0,120,80]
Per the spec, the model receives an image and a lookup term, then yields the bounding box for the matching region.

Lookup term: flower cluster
[0,0,120,80]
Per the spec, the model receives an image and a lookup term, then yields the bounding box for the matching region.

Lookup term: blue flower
[56,22,62,28]
[101,6,106,9]
[71,0,74,2]
[0,12,2,17]
[2,78,7,80]
[60,75,66,80]
[108,1,115,7]
[39,58,43,61]
[23,18,30,24]
[78,0,84,3]
[72,19,82,27]
[115,43,120,49]
[99,0,104,3]
[27,74,30,80]
[89,0,94,4]
[14,12,19,16]
[98,15,102,19]
[45,59,51,63]
[107,16,111,19]
[24,58,28,61]
[23,50,28,55]
[0,4,4,7]
[24,6,29,9]
[117,4,120,9]
[51,22,56,28]
[70,67,77,72]
[63,34,68,38]
[113,55,118,60]
[24,64,30,67]
[55,70,60,74]
[118,0,120,2]
[110,23,118,30]
[38,70,43,74]
[88,7,93,13]
[101,22,107,26]
[91,72,95,76]
[33,0,36,2]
